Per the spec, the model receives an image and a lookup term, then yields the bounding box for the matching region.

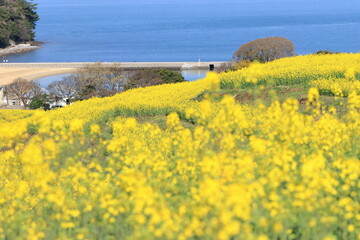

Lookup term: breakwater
[0,62,225,70]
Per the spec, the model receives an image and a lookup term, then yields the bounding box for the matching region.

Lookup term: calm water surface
[6,0,360,63]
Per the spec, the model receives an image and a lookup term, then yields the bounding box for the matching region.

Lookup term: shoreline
[0,61,223,85]
[0,43,41,58]
[0,68,76,85]
[0,61,224,69]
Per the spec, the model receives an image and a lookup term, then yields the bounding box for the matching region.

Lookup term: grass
[193,84,348,116]
[135,115,195,130]
[84,82,349,136]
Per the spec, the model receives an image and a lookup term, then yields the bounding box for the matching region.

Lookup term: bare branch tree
[4,78,42,109]
[233,37,295,63]
[71,62,126,99]
[124,69,163,90]
[75,62,105,96]
[47,76,78,103]
[102,63,127,92]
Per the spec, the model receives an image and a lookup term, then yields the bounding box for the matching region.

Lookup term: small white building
[1,86,70,109]
[0,85,24,108]
[0,86,5,106]
[49,97,68,109]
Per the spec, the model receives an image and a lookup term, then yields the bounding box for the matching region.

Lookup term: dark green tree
[29,94,49,110]
[124,68,186,90]
[315,50,334,55]
[153,68,185,84]
[0,0,39,48]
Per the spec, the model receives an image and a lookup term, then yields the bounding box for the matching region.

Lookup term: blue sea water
[5,0,360,63]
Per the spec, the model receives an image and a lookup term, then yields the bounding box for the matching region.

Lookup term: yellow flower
[348,224,355,232]
[257,234,269,240]
[90,124,101,134]
[322,235,337,240]
[273,222,283,233]
[77,233,85,240]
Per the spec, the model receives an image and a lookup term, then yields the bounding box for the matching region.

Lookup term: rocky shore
[0,43,41,58]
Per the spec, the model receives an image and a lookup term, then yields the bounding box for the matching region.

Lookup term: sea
[4,0,360,63]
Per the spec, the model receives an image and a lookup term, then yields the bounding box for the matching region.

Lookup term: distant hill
[0,0,39,48]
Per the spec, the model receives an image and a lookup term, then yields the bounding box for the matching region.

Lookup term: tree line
[3,63,186,109]
[47,63,185,101]
[0,0,39,48]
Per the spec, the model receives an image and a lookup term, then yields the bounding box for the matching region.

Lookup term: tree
[4,78,42,108]
[216,60,252,73]
[0,0,39,48]
[124,68,186,90]
[153,68,185,84]
[73,62,126,100]
[29,94,49,109]
[47,76,77,104]
[232,37,295,63]
[124,69,163,90]
[216,62,236,73]
[315,50,334,55]
[102,64,128,92]
[47,63,127,101]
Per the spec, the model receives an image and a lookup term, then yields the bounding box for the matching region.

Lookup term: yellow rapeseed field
[0,109,33,123]
[219,53,360,91]
[0,54,359,240]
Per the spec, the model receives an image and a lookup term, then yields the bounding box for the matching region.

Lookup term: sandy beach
[0,68,75,85]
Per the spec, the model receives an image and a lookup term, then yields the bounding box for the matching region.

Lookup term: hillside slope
[0,55,359,239]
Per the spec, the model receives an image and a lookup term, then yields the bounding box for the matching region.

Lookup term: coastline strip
[0,44,40,58]
[0,68,76,85]
[0,61,224,70]
[0,62,224,85]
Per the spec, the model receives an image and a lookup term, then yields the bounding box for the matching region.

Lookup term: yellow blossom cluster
[44,73,219,122]
[311,78,360,97]
[0,109,33,124]
[0,56,359,239]
[220,53,360,89]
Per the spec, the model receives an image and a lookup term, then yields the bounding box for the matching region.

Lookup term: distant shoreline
[0,68,76,85]
[0,61,223,70]
[0,42,42,58]
[0,62,223,85]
